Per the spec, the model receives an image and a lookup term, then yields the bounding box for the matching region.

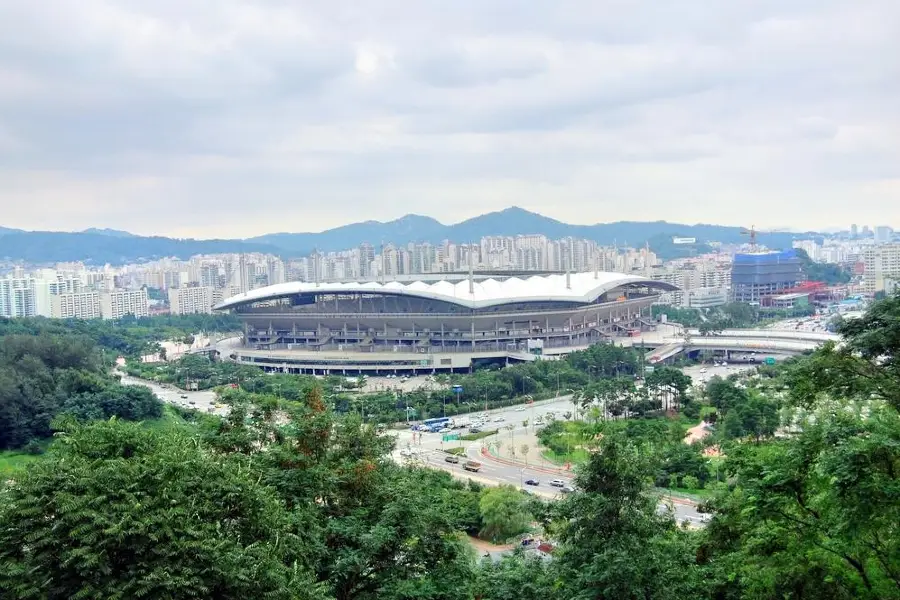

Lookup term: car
[444,455,460,464]
[438,427,452,433]
[180,395,188,399]
[515,407,526,412]
[549,479,566,487]
[524,479,540,486]
[561,485,576,493]
[493,416,505,422]
[699,368,707,374]
[469,427,482,434]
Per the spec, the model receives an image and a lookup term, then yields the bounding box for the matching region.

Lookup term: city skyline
[1,1,898,236]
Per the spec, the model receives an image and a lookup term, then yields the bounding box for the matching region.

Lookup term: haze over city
[1,0,898,237]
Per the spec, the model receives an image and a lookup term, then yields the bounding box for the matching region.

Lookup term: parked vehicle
[463,460,482,472]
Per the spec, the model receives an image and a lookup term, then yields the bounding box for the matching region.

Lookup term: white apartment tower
[52,292,102,319]
[0,278,36,318]
[168,286,214,315]
[863,244,900,294]
[100,289,149,320]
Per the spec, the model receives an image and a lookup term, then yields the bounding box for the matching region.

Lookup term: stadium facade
[214,271,678,374]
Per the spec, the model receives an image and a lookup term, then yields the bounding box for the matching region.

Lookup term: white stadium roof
[215,271,677,311]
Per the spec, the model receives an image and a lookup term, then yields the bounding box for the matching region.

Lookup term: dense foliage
[794,247,853,284]
[0,333,162,450]
[0,313,240,357]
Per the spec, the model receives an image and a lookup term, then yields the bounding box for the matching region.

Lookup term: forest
[0,295,898,599]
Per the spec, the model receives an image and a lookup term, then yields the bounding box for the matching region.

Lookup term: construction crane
[740,225,760,249]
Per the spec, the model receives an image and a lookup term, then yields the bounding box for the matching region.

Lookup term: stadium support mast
[645,241,651,278]
[468,242,475,295]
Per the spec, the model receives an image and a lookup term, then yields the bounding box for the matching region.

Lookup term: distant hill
[246,206,805,257]
[0,232,279,265]
[81,227,135,238]
[0,207,810,264]
[0,226,23,237]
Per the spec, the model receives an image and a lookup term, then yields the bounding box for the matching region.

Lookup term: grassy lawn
[444,447,467,456]
[541,447,590,466]
[0,448,48,476]
[663,486,716,500]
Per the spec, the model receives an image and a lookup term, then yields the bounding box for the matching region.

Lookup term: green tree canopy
[0,420,324,600]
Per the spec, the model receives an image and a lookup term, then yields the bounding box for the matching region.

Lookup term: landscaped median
[459,429,499,441]
[480,446,573,476]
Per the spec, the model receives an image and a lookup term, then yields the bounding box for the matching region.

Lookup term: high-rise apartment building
[874,226,894,245]
[0,278,36,318]
[168,286,214,315]
[52,291,102,319]
[100,289,149,320]
[862,244,900,294]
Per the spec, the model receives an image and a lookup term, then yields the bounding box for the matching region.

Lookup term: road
[390,396,707,525]
[118,371,229,416]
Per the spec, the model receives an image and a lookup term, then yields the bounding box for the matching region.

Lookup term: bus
[415,417,450,432]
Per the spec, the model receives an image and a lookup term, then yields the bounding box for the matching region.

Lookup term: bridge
[642,327,839,364]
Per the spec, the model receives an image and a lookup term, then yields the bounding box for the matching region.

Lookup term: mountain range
[0,207,812,265]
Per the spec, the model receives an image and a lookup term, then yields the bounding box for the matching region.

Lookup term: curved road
[391,397,707,525]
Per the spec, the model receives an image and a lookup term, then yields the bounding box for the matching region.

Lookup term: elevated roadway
[643,327,839,364]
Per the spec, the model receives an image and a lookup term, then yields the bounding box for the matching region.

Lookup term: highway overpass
[644,328,839,364]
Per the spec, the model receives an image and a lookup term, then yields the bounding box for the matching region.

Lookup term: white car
[515,407,526,412]
[549,479,566,488]
[493,416,505,423]
[699,368,707,374]
[438,427,452,433]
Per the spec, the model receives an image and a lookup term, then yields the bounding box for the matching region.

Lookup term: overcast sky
[1,1,898,238]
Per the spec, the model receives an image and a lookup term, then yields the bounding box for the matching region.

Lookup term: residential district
[1,224,895,320]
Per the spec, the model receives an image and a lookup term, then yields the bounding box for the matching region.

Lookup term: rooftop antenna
[468,242,475,295]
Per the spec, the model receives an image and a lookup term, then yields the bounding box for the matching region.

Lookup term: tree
[701,408,900,599]
[700,293,900,599]
[474,553,551,600]
[0,420,324,600]
[479,486,532,543]
[552,434,704,599]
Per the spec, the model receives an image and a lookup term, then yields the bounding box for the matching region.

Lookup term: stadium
[214,271,678,375]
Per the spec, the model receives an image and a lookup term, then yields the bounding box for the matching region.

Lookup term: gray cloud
[0,0,898,237]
